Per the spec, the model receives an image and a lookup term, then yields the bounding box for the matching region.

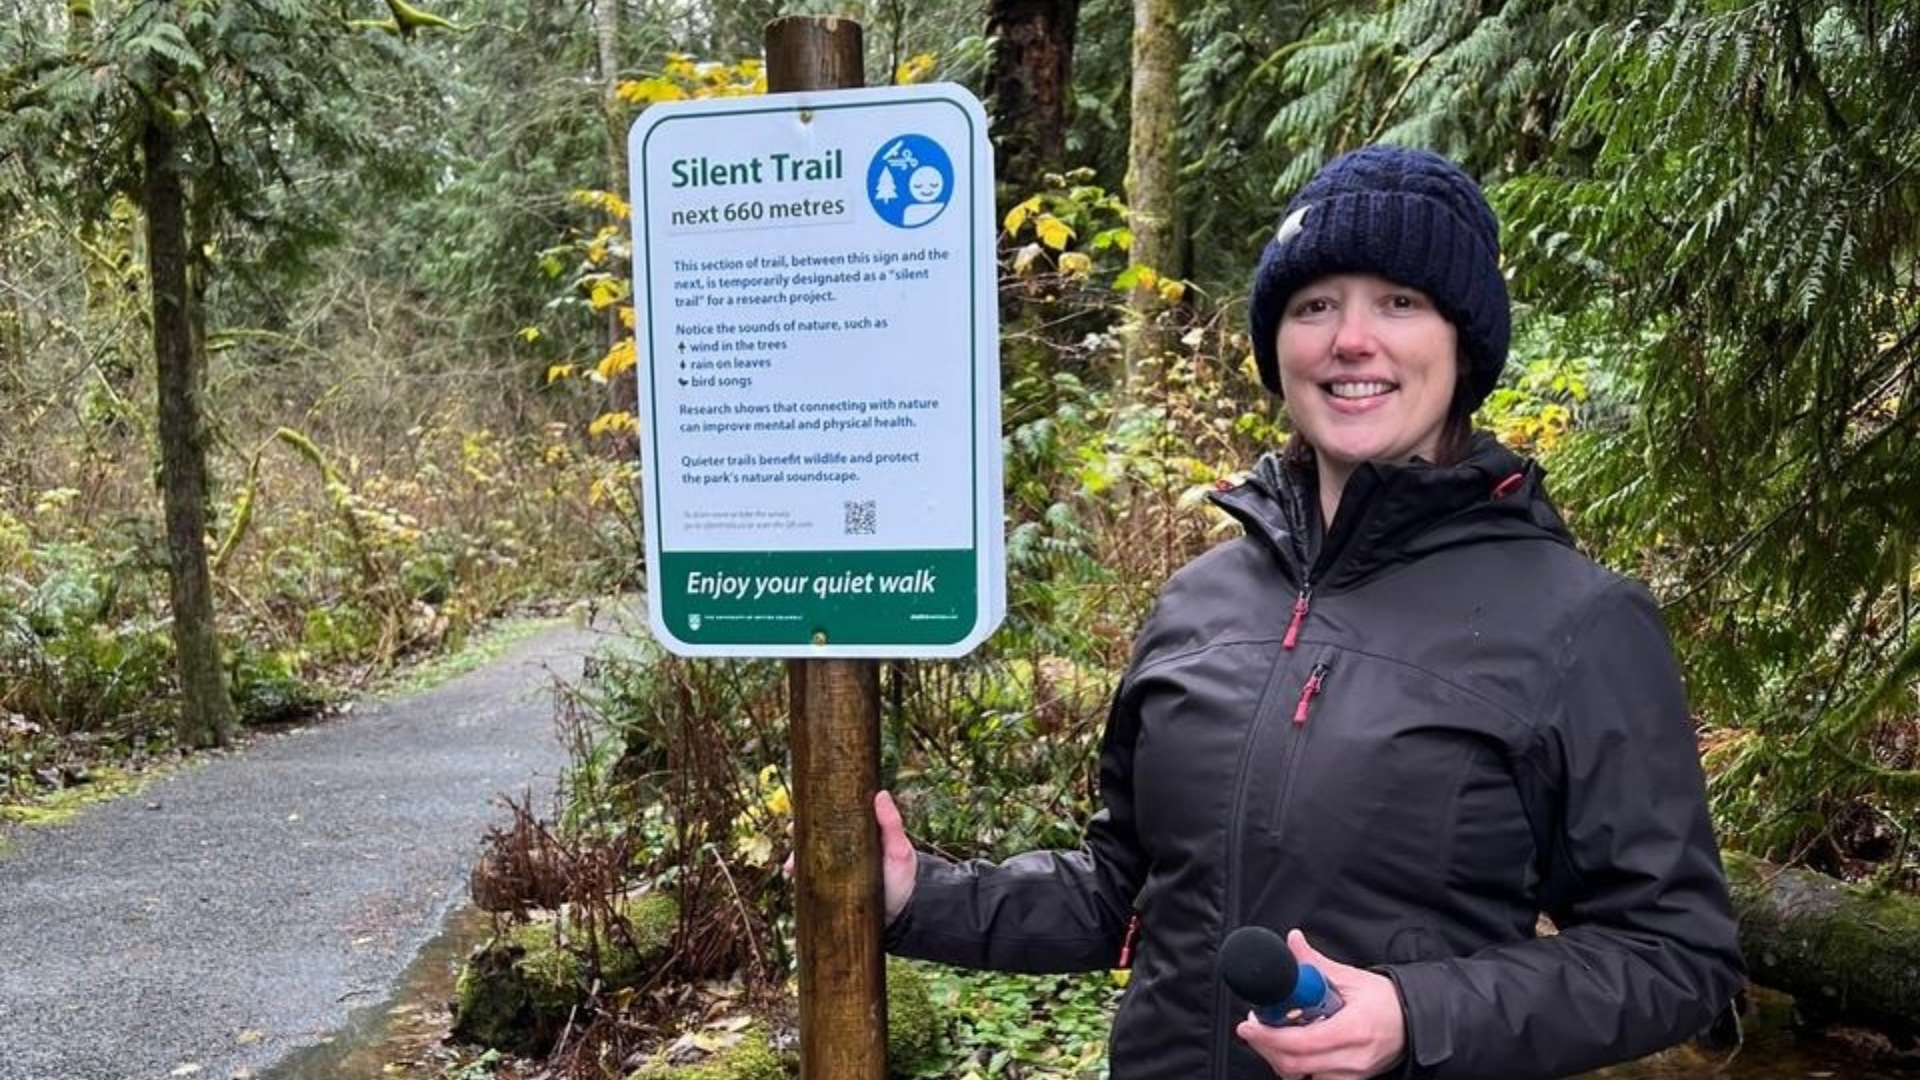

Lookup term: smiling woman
[1270,274,1459,520]
[873,144,1746,1080]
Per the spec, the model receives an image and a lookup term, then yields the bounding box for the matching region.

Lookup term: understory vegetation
[6,1,1920,1078]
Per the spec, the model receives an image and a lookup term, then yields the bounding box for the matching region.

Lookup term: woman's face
[1275,273,1460,483]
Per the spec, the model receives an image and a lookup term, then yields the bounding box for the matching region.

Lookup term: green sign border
[659,549,978,646]
[633,89,993,653]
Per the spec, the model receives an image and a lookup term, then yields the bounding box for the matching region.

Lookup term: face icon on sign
[902,166,949,226]
[909,166,945,204]
[867,134,955,228]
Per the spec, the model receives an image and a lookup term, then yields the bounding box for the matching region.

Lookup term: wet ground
[0,619,603,1080]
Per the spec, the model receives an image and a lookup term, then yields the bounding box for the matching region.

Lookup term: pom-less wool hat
[1248,145,1510,410]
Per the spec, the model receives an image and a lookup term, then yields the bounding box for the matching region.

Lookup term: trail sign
[628,84,1004,658]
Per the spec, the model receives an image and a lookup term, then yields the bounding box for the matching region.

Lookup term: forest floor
[0,616,608,1080]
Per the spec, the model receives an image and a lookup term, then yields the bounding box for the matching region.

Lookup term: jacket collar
[1209,432,1574,590]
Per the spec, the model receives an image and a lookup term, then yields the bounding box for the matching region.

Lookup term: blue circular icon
[867,134,954,229]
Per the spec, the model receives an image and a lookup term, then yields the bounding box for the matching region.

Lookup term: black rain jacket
[884,434,1745,1080]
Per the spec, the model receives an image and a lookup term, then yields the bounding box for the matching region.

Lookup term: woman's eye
[1291,297,1332,316]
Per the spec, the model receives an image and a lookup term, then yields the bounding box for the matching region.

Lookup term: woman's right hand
[874,790,919,923]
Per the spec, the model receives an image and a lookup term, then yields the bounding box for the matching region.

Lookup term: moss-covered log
[452,893,679,1055]
[1725,851,1920,1038]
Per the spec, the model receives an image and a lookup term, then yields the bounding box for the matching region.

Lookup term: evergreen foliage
[1530,1,1920,861]
[7,5,1920,1066]
[1255,0,1920,864]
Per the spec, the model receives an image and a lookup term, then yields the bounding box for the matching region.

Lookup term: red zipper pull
[1117,912,1141,967]
[1282,590,1311,650]
[1293,663,1329,726]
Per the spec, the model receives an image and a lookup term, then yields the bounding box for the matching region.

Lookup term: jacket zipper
[1292,662,1330,725]
[1282,586,1312,649]
[1117,912,1141,967]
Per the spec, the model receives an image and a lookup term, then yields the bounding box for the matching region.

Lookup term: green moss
[885,956,939,1073]
[628,1027,791,1080]
[451,933,563,1056]
[622,957,939,1080]
[374,616,558,698]
[0,767,144,827]
[620,893,680,953]
[507,923,583,1014]
[452,893,680,1055]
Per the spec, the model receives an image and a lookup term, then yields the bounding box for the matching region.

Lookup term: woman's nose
[1331,307,1379,359]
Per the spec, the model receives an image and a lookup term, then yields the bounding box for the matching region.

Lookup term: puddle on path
[256,906,495,1080]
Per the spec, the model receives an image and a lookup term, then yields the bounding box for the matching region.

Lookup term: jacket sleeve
[1386,577,1747,1080]
[881,687,1149,974]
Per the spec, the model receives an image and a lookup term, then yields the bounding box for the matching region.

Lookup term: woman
[875,145,1745,1080]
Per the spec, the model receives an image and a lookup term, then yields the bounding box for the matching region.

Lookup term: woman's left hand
[1234,929,1407,1080]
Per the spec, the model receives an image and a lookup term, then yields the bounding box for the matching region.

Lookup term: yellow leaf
[618,76,688,105]
[595,338,636,380]
[1003,196,1042,236]
[588,411,639,438]
[588,279,627,312]
[518,326,543,343]
[1057,251,1093,277]
[1158,278,1186,304]
[618,306,636,329]
[894,53,936,85]
[545,364,574,384]
[1035,214,1075,251]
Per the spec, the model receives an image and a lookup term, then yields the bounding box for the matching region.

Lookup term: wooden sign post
[627,13,1003,1079]
[770,21,888,1080]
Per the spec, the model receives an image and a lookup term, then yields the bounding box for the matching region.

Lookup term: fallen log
[1724,851,1920,1040]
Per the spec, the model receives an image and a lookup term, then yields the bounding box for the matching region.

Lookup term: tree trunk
[985,0,1080,199]
[1122,0,1181,386]
[591,0,635,418]
[142,111,238,749]
[592,0,622,184]
[1724,851,1920,1039]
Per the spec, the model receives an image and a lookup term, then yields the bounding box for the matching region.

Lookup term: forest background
[3,0,1919,1077]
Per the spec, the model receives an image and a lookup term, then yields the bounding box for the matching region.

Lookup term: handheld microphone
[1218,925,1344,1026]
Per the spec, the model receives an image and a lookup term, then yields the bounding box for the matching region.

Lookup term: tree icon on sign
[866,134,952,229]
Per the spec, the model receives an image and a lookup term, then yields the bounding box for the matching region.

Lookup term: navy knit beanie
[1247,145,1509,409]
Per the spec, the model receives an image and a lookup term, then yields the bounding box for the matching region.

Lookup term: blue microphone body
[1247,962,1345,1026]
[1220,925,1346,1027]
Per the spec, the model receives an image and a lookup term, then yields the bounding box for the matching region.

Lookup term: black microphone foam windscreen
[1219,925,1299,1003]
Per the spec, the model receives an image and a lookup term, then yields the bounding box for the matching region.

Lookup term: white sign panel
[629,83,1004,658]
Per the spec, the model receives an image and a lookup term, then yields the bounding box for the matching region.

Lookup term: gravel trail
[0,619,611,1080]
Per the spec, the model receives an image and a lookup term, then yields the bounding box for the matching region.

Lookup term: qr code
[843,499,877,535]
